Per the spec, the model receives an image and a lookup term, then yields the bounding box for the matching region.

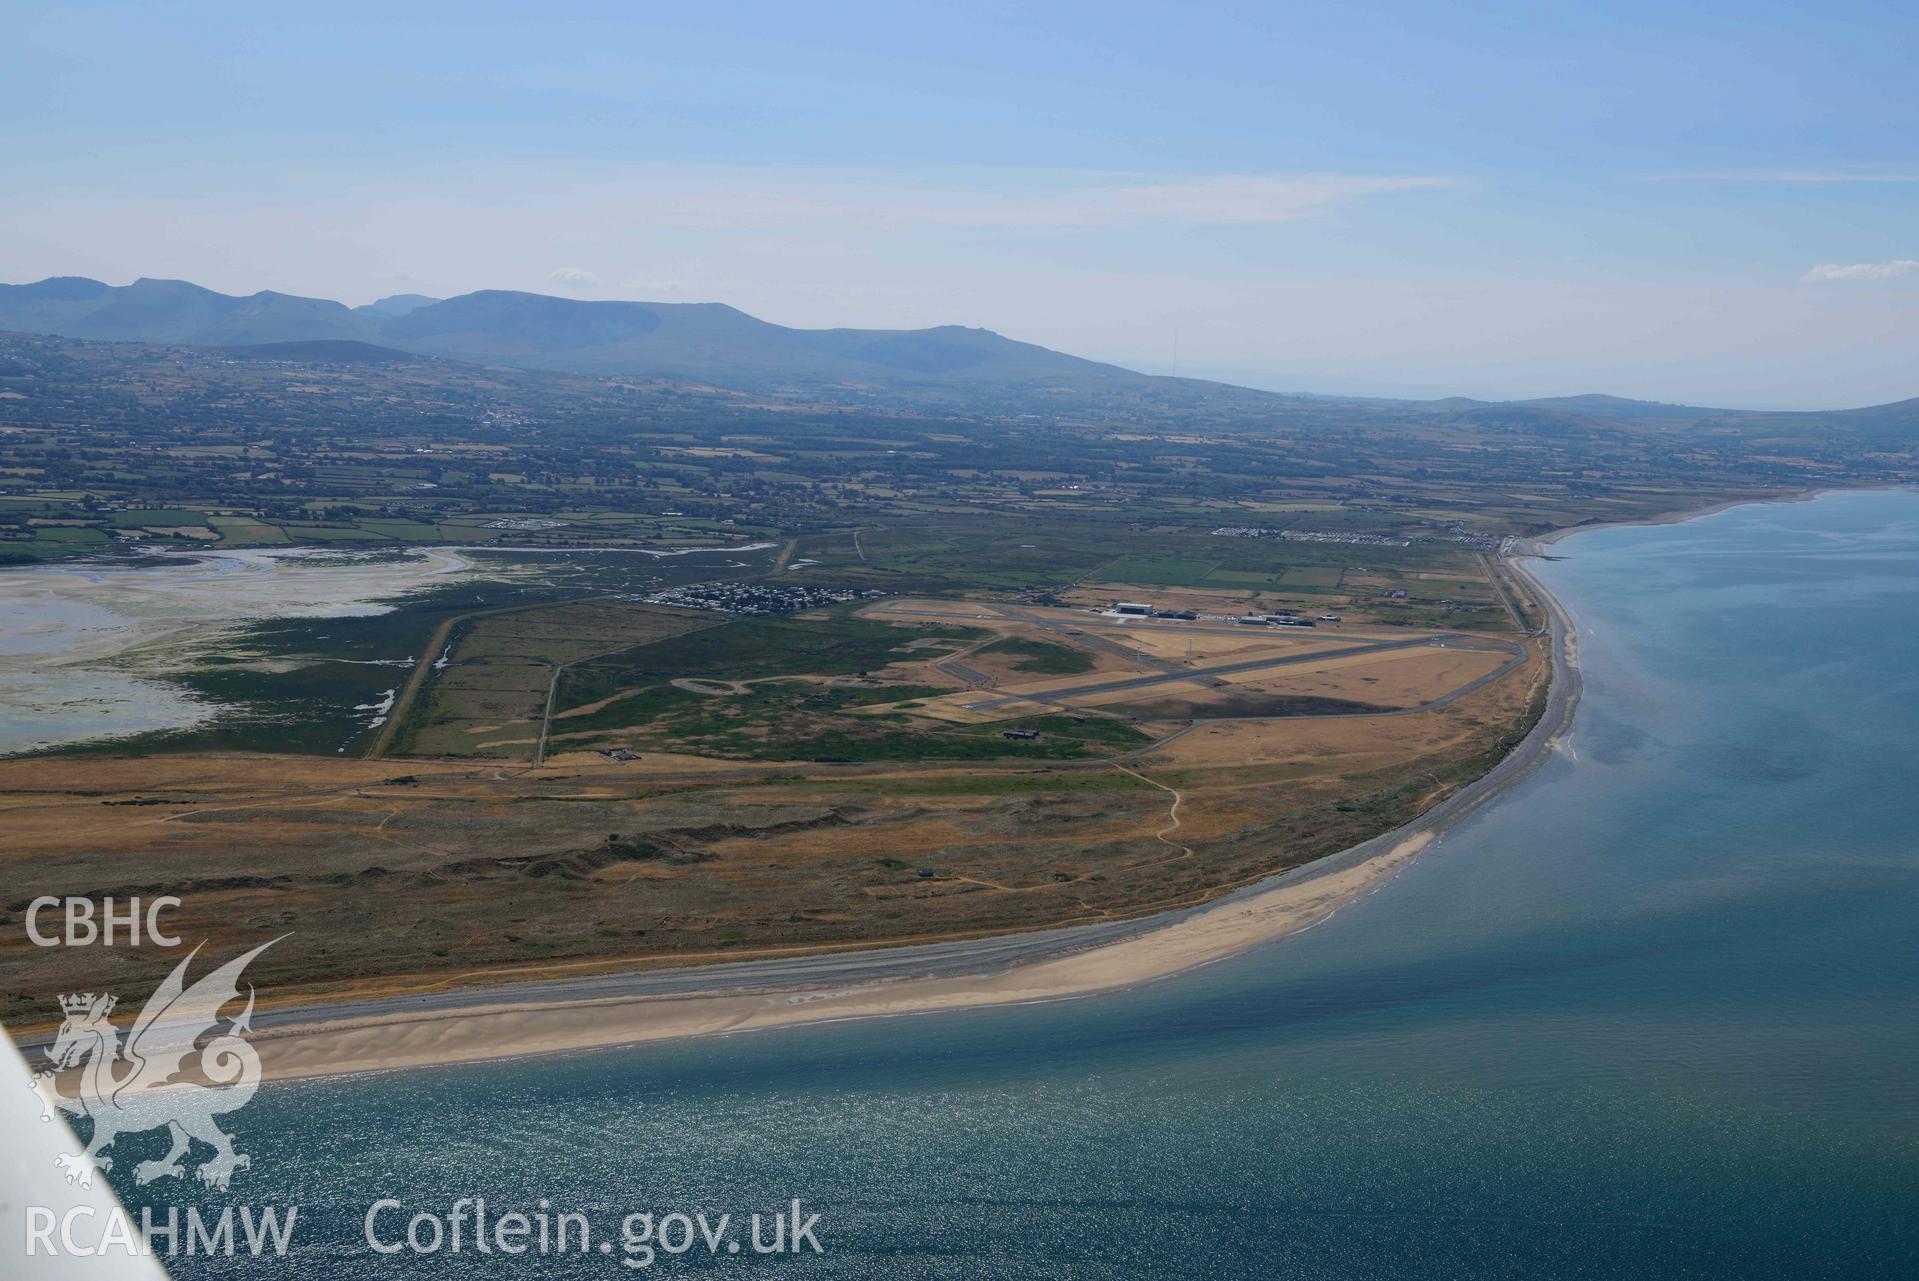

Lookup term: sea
[110,489,1919,1278]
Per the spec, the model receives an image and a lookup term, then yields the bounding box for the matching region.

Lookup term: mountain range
[0,275,1208,403]
[1,276,1914,434]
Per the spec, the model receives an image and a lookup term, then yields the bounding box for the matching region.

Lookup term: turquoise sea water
[142,490,1919,1278]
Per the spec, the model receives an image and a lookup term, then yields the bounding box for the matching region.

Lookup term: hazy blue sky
[4,1,1916,406]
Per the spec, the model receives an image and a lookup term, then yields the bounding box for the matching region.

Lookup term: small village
[636,581,887,615]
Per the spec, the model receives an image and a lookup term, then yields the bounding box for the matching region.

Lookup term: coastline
[240,534,1591,1083]
[1525,484,1847,549]
[250,829,1441,1081]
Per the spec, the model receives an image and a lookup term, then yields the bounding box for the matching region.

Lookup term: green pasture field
[208,523,291,544]
[1410,575,1498,600]
[1092,555,1219,587]
[824,518,1123,590]
[1200,565,1347,590]
[973,636,1097,675]
[355,519,443,540]
[99,508,214,527]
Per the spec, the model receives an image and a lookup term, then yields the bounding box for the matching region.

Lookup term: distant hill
[1421,393,1727,423]
[1756,396,1919,449]
[221,339,423,364]
[1825,396,1919,424]
[1513,394,1727,422]
[2,277,1914,429]
[0,277,369,347]
[0,276,1237,406]
[375,289,1200,397]
[352,293,441,319]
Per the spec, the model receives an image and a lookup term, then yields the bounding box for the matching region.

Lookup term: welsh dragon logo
[32,940,277,1191]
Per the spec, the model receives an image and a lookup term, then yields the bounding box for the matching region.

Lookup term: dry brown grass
[1079,645,1513,715]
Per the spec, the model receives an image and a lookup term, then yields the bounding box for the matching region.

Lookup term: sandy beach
[1524,485,1844,549]
[252,831,1437,1080]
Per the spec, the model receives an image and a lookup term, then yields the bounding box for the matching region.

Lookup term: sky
[2,0,1916,407]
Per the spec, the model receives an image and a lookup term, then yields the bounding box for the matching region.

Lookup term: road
[955,634,1504,712]
[1477,551,1531,634]
[868,602,1347,642]
[936,659,991,686]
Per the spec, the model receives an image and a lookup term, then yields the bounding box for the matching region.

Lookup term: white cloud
[631,172,1460,232]
[906,174,1460,229]
[1646,169,1919,184]
[547,266,602,290]
[1802,259,1919,282]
